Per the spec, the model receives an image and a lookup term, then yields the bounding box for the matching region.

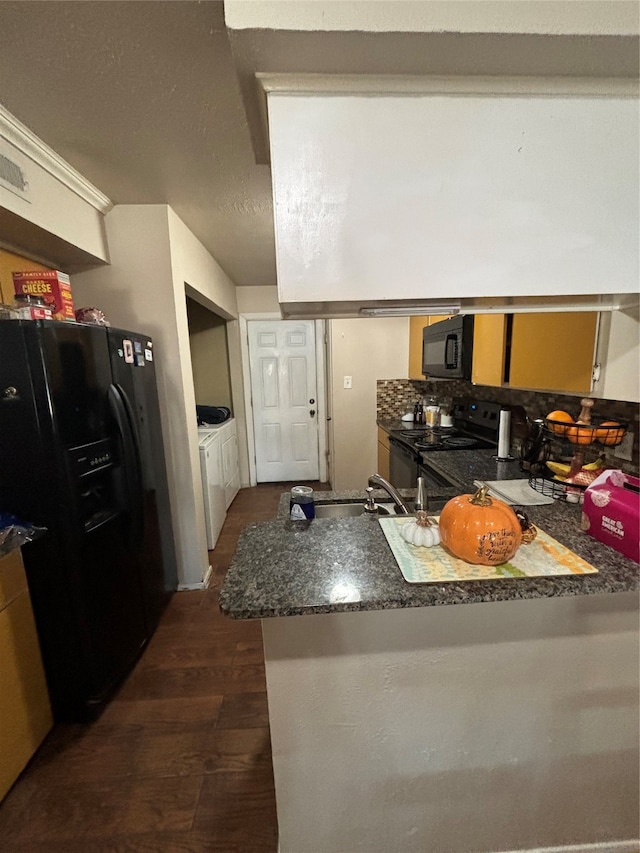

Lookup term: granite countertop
[419,448,524,491]
[220,467,639,620]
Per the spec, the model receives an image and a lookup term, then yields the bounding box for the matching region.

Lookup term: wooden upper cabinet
[408,315,453,380]
[471,312,598,393]
[508,312,598,393]
[411,311,597,393]
[408,316,429,379]
[472,315,507,387]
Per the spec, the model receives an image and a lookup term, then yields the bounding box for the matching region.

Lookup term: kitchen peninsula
[220,462,639,853]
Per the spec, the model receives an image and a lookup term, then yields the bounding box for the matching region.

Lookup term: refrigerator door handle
[108,383,145,550]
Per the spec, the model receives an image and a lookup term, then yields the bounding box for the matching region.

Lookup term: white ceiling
[0,1,637,287]
[0,1,276,286]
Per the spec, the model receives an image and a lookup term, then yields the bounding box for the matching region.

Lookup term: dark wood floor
[0,481,328,852]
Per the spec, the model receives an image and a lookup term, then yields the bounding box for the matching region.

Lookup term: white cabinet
[219,419,240,509]
[198,417,240,548]
[198,429,226,550]
[268,92,638,317]
[592,307,640,403]
[198,419,241,548]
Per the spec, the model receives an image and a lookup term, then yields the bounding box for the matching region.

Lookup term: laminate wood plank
[97,695,223,732]
[131,728,219,779]
[232,639,265,666]
[204,726,272,774]
[115,665,237,701]
[137,635,238,670]
[116,662,266,701]
[193,768,277,848]
[0,836,257,853]
[0,776,202,844]
[22,726,141,785]
[216,692,270,730]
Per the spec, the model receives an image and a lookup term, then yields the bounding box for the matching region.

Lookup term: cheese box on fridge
[12,270,75,321]
[581,470,640,563]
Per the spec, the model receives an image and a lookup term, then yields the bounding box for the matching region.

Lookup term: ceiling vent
[0,151,29,199]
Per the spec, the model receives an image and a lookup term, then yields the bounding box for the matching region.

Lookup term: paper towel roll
[498,408,511,459]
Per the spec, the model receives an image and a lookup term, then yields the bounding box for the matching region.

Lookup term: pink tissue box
[582,470,640,563]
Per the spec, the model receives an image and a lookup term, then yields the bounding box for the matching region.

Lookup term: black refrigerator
[0,319,177,720]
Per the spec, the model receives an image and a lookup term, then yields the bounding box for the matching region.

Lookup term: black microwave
[422,315,474,380]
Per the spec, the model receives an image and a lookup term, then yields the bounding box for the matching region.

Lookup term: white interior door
[248,320,319,482]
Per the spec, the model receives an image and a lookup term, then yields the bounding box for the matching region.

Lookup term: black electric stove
[388,399,501,488]
[394,426,497,453]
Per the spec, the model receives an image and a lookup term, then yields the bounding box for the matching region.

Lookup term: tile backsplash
[377,379,639,472]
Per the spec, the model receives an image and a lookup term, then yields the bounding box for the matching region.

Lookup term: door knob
[310,409,316,418]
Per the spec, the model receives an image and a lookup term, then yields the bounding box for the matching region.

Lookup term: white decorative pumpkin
[400,511,441,548]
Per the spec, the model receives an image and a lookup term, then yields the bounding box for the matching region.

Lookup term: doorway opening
[240,315,328,486]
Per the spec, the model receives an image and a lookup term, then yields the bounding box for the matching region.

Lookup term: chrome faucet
[367,474,410,514]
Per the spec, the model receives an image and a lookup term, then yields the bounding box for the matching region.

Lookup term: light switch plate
[343,376,352,389]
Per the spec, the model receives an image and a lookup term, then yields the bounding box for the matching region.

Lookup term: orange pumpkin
[439,486,523,566]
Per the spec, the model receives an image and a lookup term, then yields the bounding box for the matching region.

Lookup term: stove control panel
[452,399,502,435]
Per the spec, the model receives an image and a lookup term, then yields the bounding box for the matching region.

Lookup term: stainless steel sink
[314,502,397,519]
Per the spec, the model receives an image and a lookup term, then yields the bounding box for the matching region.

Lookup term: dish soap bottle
[413,401,422,424]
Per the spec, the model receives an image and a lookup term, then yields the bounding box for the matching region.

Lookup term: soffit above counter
[268,93,638,318]
[278,293,639,320]
[0,106,111,270]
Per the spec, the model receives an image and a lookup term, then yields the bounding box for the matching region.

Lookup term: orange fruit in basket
[596,421,623,446]
[566,423,597,445]
[546,410,574,436]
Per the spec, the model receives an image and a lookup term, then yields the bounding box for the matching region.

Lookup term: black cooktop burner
[398,429,496,453]
[414,435,479,451]
[392,400,501,454]
[441,436,477,448]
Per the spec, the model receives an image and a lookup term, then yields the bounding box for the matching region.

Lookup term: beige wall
[263,591,639,852]
[186,297,232,410]
[236,284,281,314]
[329,317,408,491]
[73,204,240,588]
[226,0,638,35]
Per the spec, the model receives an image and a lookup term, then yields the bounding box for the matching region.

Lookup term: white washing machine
[198,428,226,550]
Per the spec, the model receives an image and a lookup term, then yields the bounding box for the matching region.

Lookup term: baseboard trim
[276,841,637,853]
[499,841,640,853]
[177,564,212,591]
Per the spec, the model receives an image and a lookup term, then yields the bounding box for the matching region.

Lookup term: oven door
[389,438,419,489]
[418,458,465,492]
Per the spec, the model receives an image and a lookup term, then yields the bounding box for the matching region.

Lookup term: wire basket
[529,473,586,504]
[543,415,628,448]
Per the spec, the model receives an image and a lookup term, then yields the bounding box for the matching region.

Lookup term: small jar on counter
[11,294,53,320]
[424,396,440,428]
[290,485,315,520]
